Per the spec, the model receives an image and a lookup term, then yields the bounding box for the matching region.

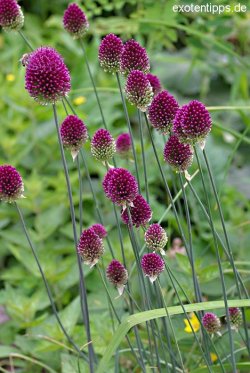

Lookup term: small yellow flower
[6,74,15,82]
[210,352,218,363]
[73,96,86,105]
[184,313,200,333]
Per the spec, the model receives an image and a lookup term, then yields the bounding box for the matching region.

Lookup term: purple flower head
[91,128,116,162]
[99,33,123,74]
[0,165,24,203]
[63,3,89,39]
[103,168,138,206]
[77,228,104,267]
[148,90,179,134]
[141,252,164,283]
[116,133,131,157]
[146,73,162,95]
[25,47,71,105]
[91,223,107,239]
[121,194,152,228]
[145,223,168,255]
[163,135,193,173]
[60,115,88,160]
[125,70,153,112]
[0,0,24,31]
[106,259,128,295]
[229,307,242,331]
[202,312,221,335]
[120,39,150,75]
[173,100,212,145]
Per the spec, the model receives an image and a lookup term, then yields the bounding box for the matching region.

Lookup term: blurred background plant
[0,0,250,372]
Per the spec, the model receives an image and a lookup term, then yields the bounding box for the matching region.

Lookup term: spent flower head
[0,0,24,31]
[121,194,152,228]
[99,33,123,73]
[25,47,71,105]
[63,3,89,38]
[106,259,128,296]
[91,129,116,162]
[60,115,88,160]
[145,223,168,255]
[0,165,24,202]
[120,39,150,75]
[125,70,153,112]
[77,228,104,267]
[141,252,165,283]
[229,307,242,331]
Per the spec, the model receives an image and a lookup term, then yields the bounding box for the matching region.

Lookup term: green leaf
[192,362,250,372]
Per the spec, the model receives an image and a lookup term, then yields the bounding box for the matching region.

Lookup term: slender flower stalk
[77,156,83,235]
[138,110,149,202]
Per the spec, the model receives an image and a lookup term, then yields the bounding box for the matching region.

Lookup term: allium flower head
[0,165,24,202]
[91,129,116,162]
[120,39,150,75]
[173,100,212,145]
[91,223,107,239]
[125,70,153,112]
[25,47,71,105]
[0,0,24,31]
[103,168,138,206]
[141,252,164,283]
[121,194,152,228]
[116,133,131,157]
[148,90,179,134]
[99,33,123,73]
[77,228,104,267]
[106,259,128,296]
[146,73,162,95]
[229,307,242,331]
[60,115,88,160]
[63,3,89,39]
[163,135,193,173]
[145,223,168,255]
[202,312,221,335]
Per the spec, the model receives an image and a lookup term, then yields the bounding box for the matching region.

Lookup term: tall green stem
[138,110,149,202]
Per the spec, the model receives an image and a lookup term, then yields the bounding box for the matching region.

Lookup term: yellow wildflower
[184,313,200,333]
[210,353,218,363]
[6,74,15,82]
[73,96,86,105]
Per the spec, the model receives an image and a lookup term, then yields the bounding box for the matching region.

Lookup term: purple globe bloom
[163,135,193,173]
[148,90,179,134]
[25,47,71,105]
[91,223,107,239]
[141,252,165,283]
[116,133,131,157]
[145,223,168,255]
[121,194,152,228]
[99,33,123,74]
[120,39,150,75]
[91,128,116,162]
[0,0,24,31]
[125,70,153,112]
[173,100,212,145]
[103,168,138,206]
[202,312,221,335]
[229,307,242,331]
[60,115,88,160]
[0,165,24,203]
[106,259,128,295]
[77,227,104,267]
[63,3,89,39]
[146,73,162,95]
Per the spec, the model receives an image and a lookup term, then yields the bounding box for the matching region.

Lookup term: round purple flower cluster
[25,47,71,105]
[106,259,128,295]
[77,227,104,267]
[229,307,242,330]
[103,168,138,206]
[63,3,89,39]
[202,312,221,334]
[91,223,107,239]
[99,33,123,74]
[145,223,168,255]
[120,39,150,75]
[121,194,152,228]
[141,252,164,283]
[0,165,24,203]
[173,100,212,145]
[0,0,24,31]
[60,115,88,160]
[163,135,193,173]
[125,70,153,112]
[148,90,179,134]
[146,73,161,95]
[116,133,131,156]
[91,129,116,162]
